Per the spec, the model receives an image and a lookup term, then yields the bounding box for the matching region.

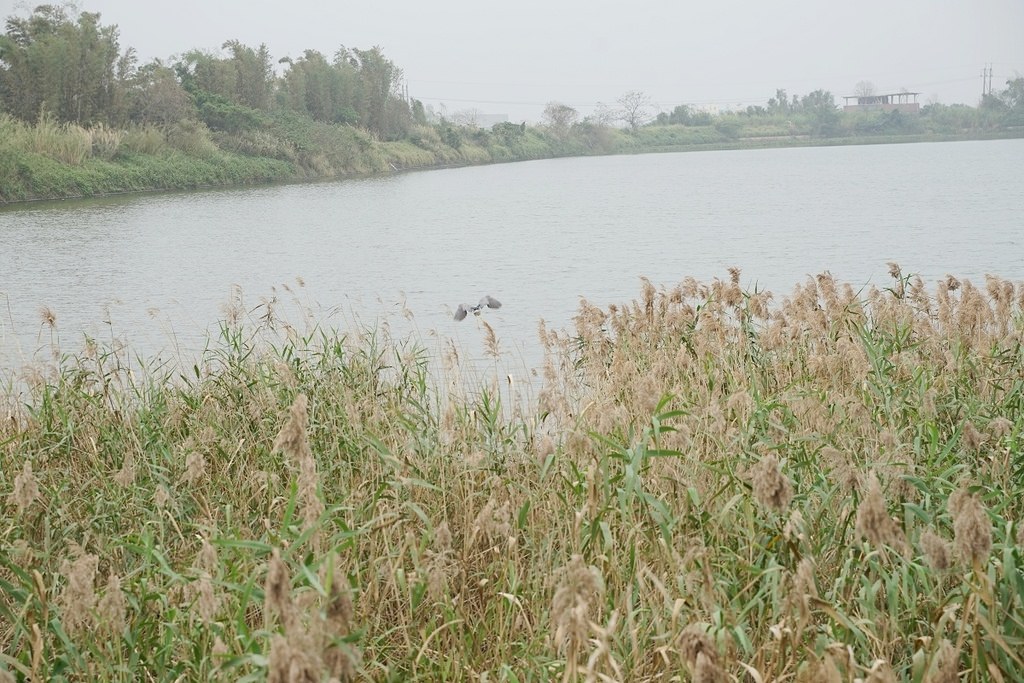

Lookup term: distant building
[843,92,920,113]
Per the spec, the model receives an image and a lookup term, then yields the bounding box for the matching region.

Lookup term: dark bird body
[455,295,502,321]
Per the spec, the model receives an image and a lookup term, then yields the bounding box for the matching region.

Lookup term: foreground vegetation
[2,4,1023,203]
[2,266,1023,681]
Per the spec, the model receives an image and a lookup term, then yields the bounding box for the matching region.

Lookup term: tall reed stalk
[1,266,1022,681]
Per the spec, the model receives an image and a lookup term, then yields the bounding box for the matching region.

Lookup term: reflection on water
[2,138,1023,380]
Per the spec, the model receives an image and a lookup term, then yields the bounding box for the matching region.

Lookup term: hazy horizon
[2,0,1022,122]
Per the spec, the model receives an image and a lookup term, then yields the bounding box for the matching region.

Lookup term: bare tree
[616,90,653,130]
[587,102,617,126]
[542,101,578,139]
[451,108,481,126]
[854,80,877,97]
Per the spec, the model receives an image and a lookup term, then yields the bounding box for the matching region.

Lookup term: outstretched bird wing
[454,304,469,321]
[479,295,502,310]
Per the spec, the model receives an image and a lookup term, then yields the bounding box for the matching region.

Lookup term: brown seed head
[264,549,294,630]
[195,572,219,624]
[750,453,793,513]
[97,571,127,633]
[952,491,991,566]
[678,625,723,680]
[855,472,905,550]
[551,555,604,654]
[39,306,57,328]
[960,420,985,452]
[10,460,40,513]
[920,529,951,571]
[60,544,99,634]
[197,537,218,573]
[865,660,897,683]
[924,639,959,683]
[182,450,207,485]
[988,416,1013,439]
[481,320,500,359]
[113,452,136,487]
[154,485,170,509]
[274,394,310,459]
[797,653,842,683]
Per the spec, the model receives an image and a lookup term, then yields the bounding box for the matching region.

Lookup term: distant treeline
[1,3,1022,202]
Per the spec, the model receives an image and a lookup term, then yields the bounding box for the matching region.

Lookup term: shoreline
[2,129,1021,208]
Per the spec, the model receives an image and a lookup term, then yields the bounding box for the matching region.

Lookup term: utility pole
[981,63,994,98]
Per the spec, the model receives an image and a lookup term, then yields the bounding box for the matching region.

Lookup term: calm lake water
[2,138,1023,376]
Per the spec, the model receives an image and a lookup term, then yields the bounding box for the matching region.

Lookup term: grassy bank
[0,113,562,203]
[2,267,1023,681]
[4,112,1022,205]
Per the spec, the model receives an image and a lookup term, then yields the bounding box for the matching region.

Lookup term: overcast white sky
[3,0,1023,121]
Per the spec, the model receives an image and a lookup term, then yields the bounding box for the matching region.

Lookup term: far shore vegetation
[1,4,1023,204]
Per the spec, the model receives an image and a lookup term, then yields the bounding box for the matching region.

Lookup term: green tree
[278,50,358,124]
[996,76,1024,126]
[346,46,409,138]
[660,104,712,126]
[221,40,273,110]
[800,89,839,136]
[177,41,273,111]
[125,59,194,125]
[767,88,789,114]
[0,4,126,124]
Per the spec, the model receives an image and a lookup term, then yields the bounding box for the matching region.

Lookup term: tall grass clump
[120,125,168,155]
[0,113,93,165]
[1,266,1023,680]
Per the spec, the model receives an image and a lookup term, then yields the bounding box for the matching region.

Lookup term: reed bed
[1,266,1023,681]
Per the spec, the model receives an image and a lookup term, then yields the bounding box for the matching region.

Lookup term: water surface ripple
[2,139,1022,372]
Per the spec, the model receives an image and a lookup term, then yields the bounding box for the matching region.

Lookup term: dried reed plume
[181,450,207,485]
[950,488,992,567]
[923,639,959,683]
[425,521,456,601]
[797,652,842,683]
[267,633,322,683]
[865,660,898,683]
[749,453,793,513]
[60,544,99,635]
[97,571,127,634]
[551,555,605,682]
[197,537,219,574]
[323,560,360,681]
[264,548,296,631]
[39,306,57,328]
[855,473,906,552]
[113,451,136,487]
[787,556,818,623]
[481,319,501,359]
[919,529,952,571]
[154,485,170,509]
[191,572,219,625]
[273,394,325,533]
[960,420,985,452]
[678,625,726,683]
[10,459,40,513]
[988,416,1013,439]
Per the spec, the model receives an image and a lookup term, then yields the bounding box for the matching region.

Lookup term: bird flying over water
[455,295,502,321]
